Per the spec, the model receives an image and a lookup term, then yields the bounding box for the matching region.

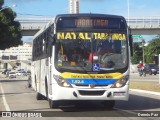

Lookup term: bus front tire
[36,92,44,100]
[49,99,59,109]
[102,100,115,109]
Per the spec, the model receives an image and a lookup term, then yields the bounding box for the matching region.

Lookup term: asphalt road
[130,73,159,82]
[0,78,160,120]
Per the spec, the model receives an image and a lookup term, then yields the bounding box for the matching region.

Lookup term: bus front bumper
[50,84,129,101]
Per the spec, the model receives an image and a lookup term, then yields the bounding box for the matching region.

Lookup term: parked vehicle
[27,70,31,75]
[2,69,8,74]
[16,71,27,76]
[17,69,25,72]
[9,72,16,78]
[2,69,11,75]
[143,64,159,75]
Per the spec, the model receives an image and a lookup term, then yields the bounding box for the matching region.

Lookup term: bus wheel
[49,99,59,109]
[102,100,115,109]
[36,92,44,100]
[35,76,37,91]
[45,78,48,100]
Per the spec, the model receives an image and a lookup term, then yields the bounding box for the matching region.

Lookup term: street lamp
[0,4,17,12]
[127,0,130,26]
[142,39,145,64]
[138,38,145,64]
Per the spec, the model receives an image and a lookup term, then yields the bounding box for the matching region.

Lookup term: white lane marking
[0,83,11,111]
[114,107,138,116]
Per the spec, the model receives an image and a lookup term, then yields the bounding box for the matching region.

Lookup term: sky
[4,0,160,42]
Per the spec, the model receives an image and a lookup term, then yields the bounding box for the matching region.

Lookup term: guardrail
[15,16,160,29]
[126,16,160,28]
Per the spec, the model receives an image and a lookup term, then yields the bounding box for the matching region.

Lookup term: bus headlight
[111,75,129,88]
[53,75,72,88]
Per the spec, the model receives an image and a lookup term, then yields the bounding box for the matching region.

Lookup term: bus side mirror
[49,34,56,45]
[52,35,56,45]
[129,35,133,56]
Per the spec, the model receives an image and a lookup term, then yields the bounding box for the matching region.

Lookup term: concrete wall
[21,61,31,71]
[130,64,138,73]
[0,61,31,72]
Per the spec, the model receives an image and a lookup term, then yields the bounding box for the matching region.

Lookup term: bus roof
[33,13,127,40]
[55,13,126,20]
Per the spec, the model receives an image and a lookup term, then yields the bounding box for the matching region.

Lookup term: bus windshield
[55,32,128,72]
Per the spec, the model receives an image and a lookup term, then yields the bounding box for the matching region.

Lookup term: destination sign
[56,17,126,29]
[57,32,126,40]
[75,19,108,27]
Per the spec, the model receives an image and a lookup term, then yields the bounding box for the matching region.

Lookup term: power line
[17,13,53,17]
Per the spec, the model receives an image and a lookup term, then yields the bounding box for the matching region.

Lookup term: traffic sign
[132,35,142,39]
[93,63,100,71]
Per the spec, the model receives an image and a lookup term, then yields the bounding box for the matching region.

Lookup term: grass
[130,81,160,92]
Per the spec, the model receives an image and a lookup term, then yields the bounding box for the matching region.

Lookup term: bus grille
[75,84,109,87]
[78,90,105,96]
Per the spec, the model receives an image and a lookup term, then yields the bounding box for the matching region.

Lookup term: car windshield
[10,72,15,74]
[55,32,128,72]
[149,64,158,68]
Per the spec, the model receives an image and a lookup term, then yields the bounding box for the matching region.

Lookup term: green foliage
[131,42,143,64]
[144,37,160,63]
[0,0,4,7]
[131,37,160,64]
[0,0,22,50]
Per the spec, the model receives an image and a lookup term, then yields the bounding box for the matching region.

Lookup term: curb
[130,89,160,96]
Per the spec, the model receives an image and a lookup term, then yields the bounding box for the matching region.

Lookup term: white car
[9,72,16,78]
[16,71,27,76]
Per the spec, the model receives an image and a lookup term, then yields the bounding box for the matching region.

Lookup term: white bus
[31,14,133,108]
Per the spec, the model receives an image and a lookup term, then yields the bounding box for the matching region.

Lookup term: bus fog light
[73,91,78,97]
[107,92,112,97]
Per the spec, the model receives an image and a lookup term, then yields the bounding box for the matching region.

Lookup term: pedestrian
[137,61,144,76]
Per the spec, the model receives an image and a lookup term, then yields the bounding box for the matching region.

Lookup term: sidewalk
[130,89,160,96]
[130,71,160,95]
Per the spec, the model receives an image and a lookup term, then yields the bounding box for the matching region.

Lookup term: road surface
[0,77,160,119]
[130,73,159,82]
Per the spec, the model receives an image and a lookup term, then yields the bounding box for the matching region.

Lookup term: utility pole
[159,54,160,84]
[127,0,130,26]
[142,39,145,64]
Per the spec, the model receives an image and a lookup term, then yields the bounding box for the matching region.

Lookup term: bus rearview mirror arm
[52,35,56,45]
[49,34,56,45]
[129,34,133,56]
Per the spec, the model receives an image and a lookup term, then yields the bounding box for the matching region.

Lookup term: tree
[131,42,143,64]
[144,37,160,63]
[0,0,22,50]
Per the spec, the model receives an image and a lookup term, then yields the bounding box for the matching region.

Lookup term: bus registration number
[72,80,84,84]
